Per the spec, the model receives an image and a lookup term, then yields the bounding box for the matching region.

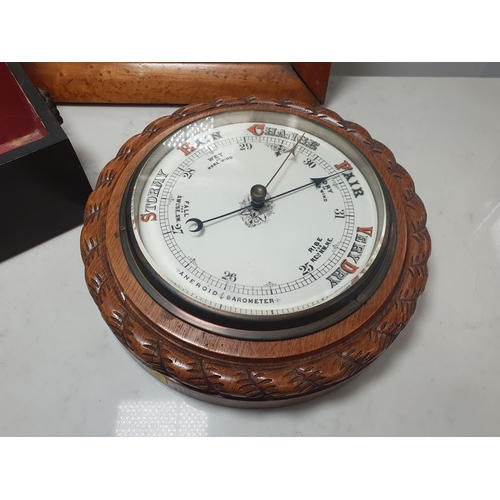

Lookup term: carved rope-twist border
[81,97,430,402]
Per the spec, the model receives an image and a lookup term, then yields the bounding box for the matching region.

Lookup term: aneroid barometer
[81,96,430,407]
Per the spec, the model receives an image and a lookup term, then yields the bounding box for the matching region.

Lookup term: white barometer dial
[122,110,393,339]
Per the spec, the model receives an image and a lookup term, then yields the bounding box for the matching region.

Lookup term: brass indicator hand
[250,133,305,208]
[186,173,338,233]
[264,133,305,189]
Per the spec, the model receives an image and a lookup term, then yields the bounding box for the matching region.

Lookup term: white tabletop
[2,76,499,436]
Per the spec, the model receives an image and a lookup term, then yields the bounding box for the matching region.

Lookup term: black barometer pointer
[186,172,340,233]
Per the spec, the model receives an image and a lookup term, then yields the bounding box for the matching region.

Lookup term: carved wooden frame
[80,96,430,407]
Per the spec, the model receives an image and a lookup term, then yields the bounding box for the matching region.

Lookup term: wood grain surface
[22,63,331,105]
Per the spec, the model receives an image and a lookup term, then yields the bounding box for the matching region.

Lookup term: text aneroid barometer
[81,97,430,407]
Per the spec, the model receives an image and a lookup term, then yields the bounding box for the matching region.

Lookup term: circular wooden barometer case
[81,96,430,407]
